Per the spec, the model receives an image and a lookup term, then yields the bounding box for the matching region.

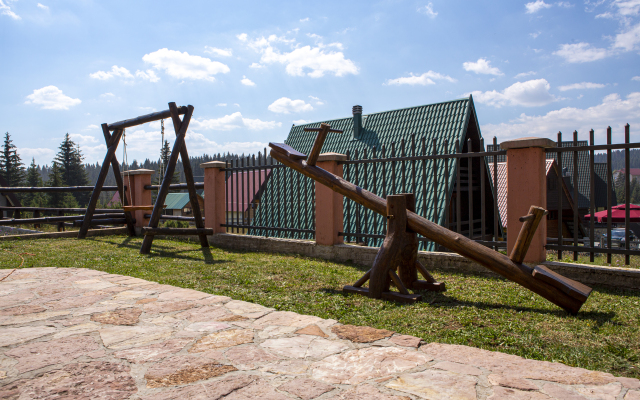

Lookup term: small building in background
[163,193,205,217]
[614,168,640,182]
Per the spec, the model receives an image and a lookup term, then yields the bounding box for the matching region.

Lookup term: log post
[501,137,555,264]
[202,161,227,234]
[315,153,346,245]
[122,169,154,231]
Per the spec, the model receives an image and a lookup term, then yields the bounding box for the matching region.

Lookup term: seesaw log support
[268,126,592,314]
[344,193,444,303]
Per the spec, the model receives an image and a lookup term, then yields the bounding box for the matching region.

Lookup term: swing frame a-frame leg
[139,103,209,254]
[78,127,136,239]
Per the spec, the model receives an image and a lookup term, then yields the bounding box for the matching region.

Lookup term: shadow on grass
[319,287,617,322]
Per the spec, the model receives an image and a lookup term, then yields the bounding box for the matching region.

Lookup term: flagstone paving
[0,267,638,400]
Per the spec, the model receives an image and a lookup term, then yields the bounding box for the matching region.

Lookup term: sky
[1,0,639,166]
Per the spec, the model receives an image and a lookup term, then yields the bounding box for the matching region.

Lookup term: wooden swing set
[78,102,212,254]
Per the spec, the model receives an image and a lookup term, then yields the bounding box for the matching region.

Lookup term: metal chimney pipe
[352,105,362,140]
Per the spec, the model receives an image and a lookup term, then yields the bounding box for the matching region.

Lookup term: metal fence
[545,125,640,265]
[222,151,316,239]
[340,135,506,251]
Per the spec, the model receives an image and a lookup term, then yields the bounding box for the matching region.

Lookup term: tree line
[0,133,249,208]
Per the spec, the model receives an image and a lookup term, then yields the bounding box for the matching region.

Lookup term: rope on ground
[0,250,35,281]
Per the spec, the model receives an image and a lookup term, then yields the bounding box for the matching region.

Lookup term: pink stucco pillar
[122,169,153,228]
[501,137,555,264]
[315,153,347,246]
[202,161,227,234]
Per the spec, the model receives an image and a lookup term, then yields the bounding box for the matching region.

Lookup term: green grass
[2,236,640,378]
[547,251,640,269]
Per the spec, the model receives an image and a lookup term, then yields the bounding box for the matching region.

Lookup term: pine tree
[54,133,89,206]
[0,132,26,188]
[155,140,179,184]
[24,158,46,207]
[46,163,77,208]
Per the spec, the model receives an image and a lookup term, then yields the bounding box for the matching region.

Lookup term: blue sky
[1,0,639,165]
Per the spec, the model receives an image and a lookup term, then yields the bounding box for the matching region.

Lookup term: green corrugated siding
[164,193,191,210]
[252,97,488,249]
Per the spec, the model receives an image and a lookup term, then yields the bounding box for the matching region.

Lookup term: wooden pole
[510,206,547,263]
[167,102,208,248]
[78,128,125,239]
[140,104,195,254]
[269,143,591,314]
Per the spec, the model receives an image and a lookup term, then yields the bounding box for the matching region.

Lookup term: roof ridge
[291,97,470,127]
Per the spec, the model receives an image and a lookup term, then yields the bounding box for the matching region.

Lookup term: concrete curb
[208,233,640,291]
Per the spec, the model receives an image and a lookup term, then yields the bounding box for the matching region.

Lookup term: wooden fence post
[202,161,227,234]
[122,169,154,230]
[316,153,347,245]
[501,137,555,263]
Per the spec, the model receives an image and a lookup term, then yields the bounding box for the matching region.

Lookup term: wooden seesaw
[269,123,592,314]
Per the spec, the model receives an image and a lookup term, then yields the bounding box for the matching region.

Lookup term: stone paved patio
[0,267,638,400]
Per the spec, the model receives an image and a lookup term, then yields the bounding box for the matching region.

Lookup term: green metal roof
[164,193,192,210]
[251,96,500,249]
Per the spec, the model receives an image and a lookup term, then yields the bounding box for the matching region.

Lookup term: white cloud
[307,33,322,40]
[596,11,614,18]
[249,62,264,69]
[85,124,99,130]
[268,97,313,114]
[262,45,358,77]
[308,95,324,105]
[553,42,609,63]
[633,76,640,81]
[514,71,537,79]
[240,75,256,86]
[386,71,456,86]
[69,133,98,143]
[417,3,438,18]
[463,58,503,76]
[0,0,20,19]
[525,0,553,13]
[300,17,309,22]
[190,112,281,131]
[237,33,248,42]
[234,103,240,107]
[100,92,115,98]
[37,3,49,11]
[135,69,160,82]
[556,2,573,8]
[613,0,640,17]
[469,78,557,107]
[204,46,233,57]
[243,34,358,78]
[90,65,134,80]
[558,82,606,91]
[142,48,230,82]
[21,148,55,164]
[293,119,310,125]
[613,22,640,51]
[216,103,227,106]
[482,92,640,142]
[530,31,542,38]
[25,86,81,110]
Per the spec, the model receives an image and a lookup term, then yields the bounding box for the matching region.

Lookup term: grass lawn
[1,235,640,379]
[547,250,640,269]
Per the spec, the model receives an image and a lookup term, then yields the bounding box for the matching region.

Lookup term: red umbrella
[584,204,640,223]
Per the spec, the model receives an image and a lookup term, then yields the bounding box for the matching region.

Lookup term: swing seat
[123,205,166,212]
